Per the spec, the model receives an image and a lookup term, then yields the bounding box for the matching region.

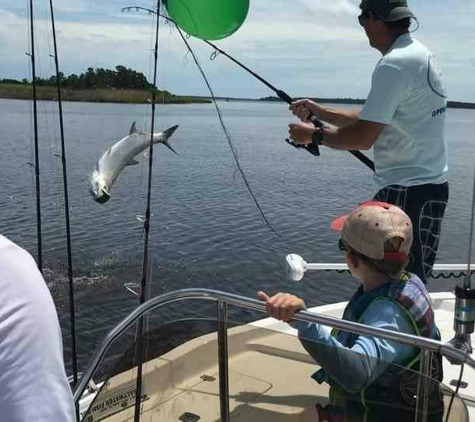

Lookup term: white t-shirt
[0,235,75,421]
[360,34,448,189]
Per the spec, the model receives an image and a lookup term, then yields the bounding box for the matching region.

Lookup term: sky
[0,0,474,101]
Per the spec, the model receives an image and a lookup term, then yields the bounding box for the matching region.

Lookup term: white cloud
[295,0,359,15]
[47,0,92,14]
[1,2,474,102]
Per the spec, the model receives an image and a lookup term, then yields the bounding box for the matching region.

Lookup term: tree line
[1,66,154,90]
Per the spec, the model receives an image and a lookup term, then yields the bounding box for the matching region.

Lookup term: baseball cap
[331,201,413,261]
[359,0,415,22]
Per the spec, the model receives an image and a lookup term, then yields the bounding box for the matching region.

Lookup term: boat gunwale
[73,288,475,405]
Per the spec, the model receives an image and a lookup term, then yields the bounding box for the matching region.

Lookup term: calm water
[0,98,474,375]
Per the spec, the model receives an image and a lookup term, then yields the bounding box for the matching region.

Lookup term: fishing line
[122,6,280,236]
[27,0,43,271]
[47,0,79,391]
[133,2,161,420]
[173,27,280,237]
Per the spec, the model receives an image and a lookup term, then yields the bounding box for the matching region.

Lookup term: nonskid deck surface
[82,293,472,421]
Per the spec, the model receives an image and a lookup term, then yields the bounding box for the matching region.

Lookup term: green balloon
[165,0,250,41]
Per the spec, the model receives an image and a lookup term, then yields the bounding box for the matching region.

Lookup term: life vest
[317,273,444,421]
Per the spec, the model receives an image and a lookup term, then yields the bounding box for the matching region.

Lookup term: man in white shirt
[288,0,448,283]
[0,234,76,421]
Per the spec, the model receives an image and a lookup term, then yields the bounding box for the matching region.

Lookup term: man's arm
[317,105,361,128]
[289,63,408,149]
[288,119,386,151]
[290,99,361,128]
[321,119,386,150]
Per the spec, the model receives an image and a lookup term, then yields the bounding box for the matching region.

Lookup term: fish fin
[163,125,179,139]
[129,121,137,135]
[163,141,179,156]
[127,158,140,166]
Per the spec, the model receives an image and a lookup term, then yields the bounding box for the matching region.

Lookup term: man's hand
[290,99,322,122]
[288,122,316,145]
[257,291,306,322]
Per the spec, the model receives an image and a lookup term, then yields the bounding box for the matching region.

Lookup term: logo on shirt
[432,107,446,117]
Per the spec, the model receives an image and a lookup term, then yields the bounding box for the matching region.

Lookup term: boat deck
[80,292,474,421]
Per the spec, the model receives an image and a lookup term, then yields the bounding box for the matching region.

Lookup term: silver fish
[90,122,179,203]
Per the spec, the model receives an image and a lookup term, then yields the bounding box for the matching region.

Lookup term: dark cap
[359,0,415,22]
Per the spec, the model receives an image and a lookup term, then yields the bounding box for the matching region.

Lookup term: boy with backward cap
[258,201,444,420]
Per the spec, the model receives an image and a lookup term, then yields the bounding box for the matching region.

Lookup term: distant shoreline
[1,84,473,110]
[163,94,475,110]
[0,84,211,105]
[256,96,475,110]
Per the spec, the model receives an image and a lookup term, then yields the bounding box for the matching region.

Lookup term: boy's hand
[257,291,306,322]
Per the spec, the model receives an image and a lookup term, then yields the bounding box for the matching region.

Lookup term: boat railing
[73,288,474,421]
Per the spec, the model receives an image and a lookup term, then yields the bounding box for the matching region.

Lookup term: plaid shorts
[373,182,449,283]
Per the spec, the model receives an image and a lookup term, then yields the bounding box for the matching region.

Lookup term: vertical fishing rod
[48,0,79,391]
[27,0,43,271]
[449,130,475,355]
[133,2,161,420]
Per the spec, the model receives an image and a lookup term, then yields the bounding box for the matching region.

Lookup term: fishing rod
[201,40,375,172]
[133,2,161,420]
[48,0,79,392]
[122,6,375,172]
[27,0,43,271]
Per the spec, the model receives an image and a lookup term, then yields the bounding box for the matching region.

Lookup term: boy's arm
[291,299,417,393]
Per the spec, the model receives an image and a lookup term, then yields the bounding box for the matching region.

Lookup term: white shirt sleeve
[360,63,409,125]
[0,237,76,421]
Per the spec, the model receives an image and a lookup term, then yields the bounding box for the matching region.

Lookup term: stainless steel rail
[74,288,474,417]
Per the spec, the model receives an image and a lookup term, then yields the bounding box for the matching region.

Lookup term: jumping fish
[90,122,179,203]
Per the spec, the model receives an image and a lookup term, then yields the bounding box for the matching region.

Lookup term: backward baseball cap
[359,0,415,22]
[331,201,413,261]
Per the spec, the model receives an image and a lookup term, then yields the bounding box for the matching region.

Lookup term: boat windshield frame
[73,288,474,421]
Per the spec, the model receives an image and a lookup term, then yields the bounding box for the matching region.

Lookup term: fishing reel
[448,285,475,357]
[285,114,323,156]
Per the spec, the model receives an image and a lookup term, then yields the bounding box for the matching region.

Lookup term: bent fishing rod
[122,6,375,172]
[201,40,375,172]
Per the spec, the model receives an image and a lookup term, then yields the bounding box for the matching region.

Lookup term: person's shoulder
[363,298,418,336]
[0,234,36,268]
[384,36,430,68]
[406,272,432,297]
[366,297,402,317]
